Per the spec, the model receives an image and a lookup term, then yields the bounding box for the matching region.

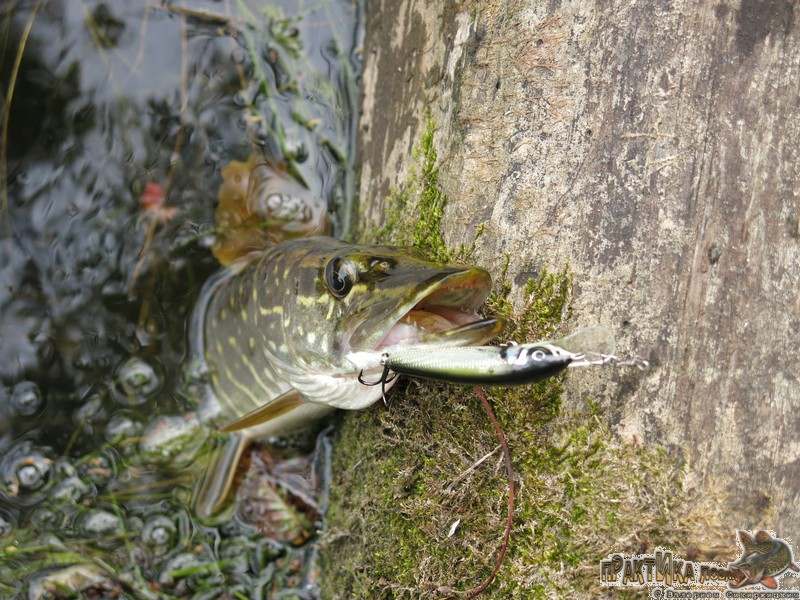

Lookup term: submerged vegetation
[321,120,732,597]
[0,1,362,597]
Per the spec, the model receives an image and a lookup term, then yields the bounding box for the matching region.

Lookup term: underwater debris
[237,448,321,546]
[10,381,44,418]
[212,154,329,265]
[27,564,120,600]
[138,181,176,224]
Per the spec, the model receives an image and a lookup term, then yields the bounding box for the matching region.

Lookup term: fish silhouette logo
[728,530,800,589]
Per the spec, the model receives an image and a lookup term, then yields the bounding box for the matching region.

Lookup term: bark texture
[357,0,799,537]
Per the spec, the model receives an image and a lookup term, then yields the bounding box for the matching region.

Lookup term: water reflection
[0,0,361,596]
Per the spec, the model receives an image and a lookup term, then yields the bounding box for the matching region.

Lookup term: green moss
[321,120,729,598]
[409,121,450,263]
[366,118,452,264]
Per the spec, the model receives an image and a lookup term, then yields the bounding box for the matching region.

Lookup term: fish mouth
[372,267,502,350]
[728,565,753,588]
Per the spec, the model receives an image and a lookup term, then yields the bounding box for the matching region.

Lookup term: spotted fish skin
[201,236,492,433]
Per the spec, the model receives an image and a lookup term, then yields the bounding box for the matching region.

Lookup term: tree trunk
[322,0,800,594]
[359,0,799,535]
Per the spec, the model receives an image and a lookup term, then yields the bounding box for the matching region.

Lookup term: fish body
[192,236,500,515]
[729,530,800,589]
[192,238,645,516]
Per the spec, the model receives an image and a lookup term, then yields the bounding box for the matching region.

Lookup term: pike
[191,236,645,517]
[191,236,504,516]
[728,530,800,589]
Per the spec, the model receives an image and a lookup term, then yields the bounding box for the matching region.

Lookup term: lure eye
[324,257,358,299]
[529,346,552,361]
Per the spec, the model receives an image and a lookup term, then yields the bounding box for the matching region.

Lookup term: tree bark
[356,0,800,537]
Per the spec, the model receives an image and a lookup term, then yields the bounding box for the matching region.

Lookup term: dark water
[0,1,362,597]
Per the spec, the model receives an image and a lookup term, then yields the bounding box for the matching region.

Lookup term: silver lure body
[380,342,574,385]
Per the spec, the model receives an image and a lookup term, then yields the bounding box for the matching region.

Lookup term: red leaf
[140,182,166,210]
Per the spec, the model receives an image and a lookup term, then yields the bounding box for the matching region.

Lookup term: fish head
[277,238,499,370]
[729,552,760,584]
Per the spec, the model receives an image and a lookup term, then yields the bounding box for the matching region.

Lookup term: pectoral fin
[220,389,304,433]
[761,576,777,589]
[193,433,249,519]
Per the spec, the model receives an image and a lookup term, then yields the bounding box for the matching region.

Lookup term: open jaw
[375,268,502,350]
[728,568,750,588]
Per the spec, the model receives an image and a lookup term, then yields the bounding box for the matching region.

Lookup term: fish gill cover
[0,1,362,598]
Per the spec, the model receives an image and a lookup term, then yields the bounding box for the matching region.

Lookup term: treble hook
[357,364,398,406]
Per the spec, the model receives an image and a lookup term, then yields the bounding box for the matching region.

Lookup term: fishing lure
[350,326,649,403]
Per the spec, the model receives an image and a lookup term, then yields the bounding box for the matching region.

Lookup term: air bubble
[159,552,204,587]
[77,452,116,487]
[0,442,53,499]
[105,412,143,444]
[139,414,208,467]
[11,381,44,416]
[30,506,65,531]
[49,475,89,503]
[79,508,123,538]
[18,464,45,489]
[111,357,161,406]
[141,514,176,555]
[12,457,50,493]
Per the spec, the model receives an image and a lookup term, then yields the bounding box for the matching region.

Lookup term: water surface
[0,1,362,597]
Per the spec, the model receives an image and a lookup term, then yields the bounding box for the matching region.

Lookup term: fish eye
[324,257,358,299]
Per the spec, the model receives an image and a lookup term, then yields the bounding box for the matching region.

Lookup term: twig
[159,3,233,26]
[445,445,500,493]
[465,386,516,599]
[131,3,151,72]
[176,12,189,117]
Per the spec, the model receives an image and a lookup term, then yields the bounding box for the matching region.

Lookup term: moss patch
[321,121,732,598]
[364,118,452,264]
